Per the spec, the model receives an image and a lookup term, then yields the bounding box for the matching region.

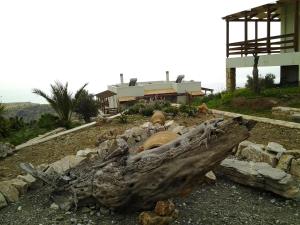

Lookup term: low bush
[163,106,179,117]
[38,113,60,129]
[118,113,128,124]
[179,104,198,117]
[140,105,155,116]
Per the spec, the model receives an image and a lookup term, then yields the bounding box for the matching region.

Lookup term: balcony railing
[227,33,295,56]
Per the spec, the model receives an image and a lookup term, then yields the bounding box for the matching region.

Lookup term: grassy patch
[195,87,300,119]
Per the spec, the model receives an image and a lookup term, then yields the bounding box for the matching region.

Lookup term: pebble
[17,206,22,211]
[270,199,276,204]
[100,207,110,215]
[70,218,77,224]
[50,203,59,210]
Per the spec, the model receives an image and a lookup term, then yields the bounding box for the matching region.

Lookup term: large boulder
[0,192,7,209]
[0,182,19,203]
[0,143,15,158]
[218,158,300,199]
[151,111,166,125]
[276,154,294,172]
[236,140,264,155]
[290,159,300,178]
[143,131,179,150]
[45,155,87,175]
[17,174,43,190]
[6,178,28,195]
[97,138,128,159]
[237,144,277,167]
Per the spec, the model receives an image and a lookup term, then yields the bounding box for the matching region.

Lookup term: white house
[223,0,300,90]
[95,72,212,112]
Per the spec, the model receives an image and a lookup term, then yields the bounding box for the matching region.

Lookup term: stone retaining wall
[211,109,300,129]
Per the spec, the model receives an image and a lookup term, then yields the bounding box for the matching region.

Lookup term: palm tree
[33,81,87,128]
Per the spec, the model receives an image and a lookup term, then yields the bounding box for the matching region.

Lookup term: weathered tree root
[21,117,254,211]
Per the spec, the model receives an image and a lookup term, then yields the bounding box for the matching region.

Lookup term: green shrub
[0,117,10,138]
[38,113,59,129]
[246,73,276,91]
[179,104,198,117]
[118,113,128,124]
[126,102,146,115]
[8,116,25,131]
[74,90,98,122]
[140,105,154,116]
[163,106,179,117]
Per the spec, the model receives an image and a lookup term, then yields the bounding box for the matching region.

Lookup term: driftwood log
[21,117,254,211]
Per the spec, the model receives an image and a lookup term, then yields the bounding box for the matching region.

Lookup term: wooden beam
[295,0,299,52]
[267,6,271,54]
[255,21,258,54]
[226,19,229,58]
[244,12,248,56]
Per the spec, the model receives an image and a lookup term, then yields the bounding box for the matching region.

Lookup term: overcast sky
[0,0,280,103]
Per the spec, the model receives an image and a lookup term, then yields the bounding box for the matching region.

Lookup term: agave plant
[33,81,87,128]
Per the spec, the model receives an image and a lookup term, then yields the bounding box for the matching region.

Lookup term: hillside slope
[3,102,55,122]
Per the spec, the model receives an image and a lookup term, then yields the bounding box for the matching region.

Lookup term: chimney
[120,73,124,84]
[166,71,169,82]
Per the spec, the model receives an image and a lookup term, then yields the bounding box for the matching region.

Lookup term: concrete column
[280,65,299,86]
[226,68,236,91]
[298,65,300,86]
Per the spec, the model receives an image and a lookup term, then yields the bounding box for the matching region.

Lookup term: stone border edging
[211,109,300,129]
[15,113,123,151]
[15,122,97,151]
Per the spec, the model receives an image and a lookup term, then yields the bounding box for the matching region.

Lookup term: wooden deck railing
[227,33,295,56]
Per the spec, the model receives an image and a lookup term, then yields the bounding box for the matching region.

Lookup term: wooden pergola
[223,0,299,57]
[95,90,117,114]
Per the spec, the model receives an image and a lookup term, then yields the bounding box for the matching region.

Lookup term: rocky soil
[0,178,299,225]
[0,116,148,181]
[1,114,300,225]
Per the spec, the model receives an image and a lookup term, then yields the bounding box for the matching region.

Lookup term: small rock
[50,203,59,210]
[76,148,97,157]
[70,218,77,224]
[266,142,286,154]
[139,211,172,225]
[17,206,22,211]
[154,200,175,216]
[164,120,175,128]
[81,206,91,213]
[99,207,110,215]
[204,171,217,184]
[55,215,64,221]
[0,192,8,209]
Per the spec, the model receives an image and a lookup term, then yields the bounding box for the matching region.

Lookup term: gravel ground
[0,178,299,225]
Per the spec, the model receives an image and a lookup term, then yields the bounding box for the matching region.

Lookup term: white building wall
[173,81,202,93]
[226,52,300,68]
[142,82,173,91]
